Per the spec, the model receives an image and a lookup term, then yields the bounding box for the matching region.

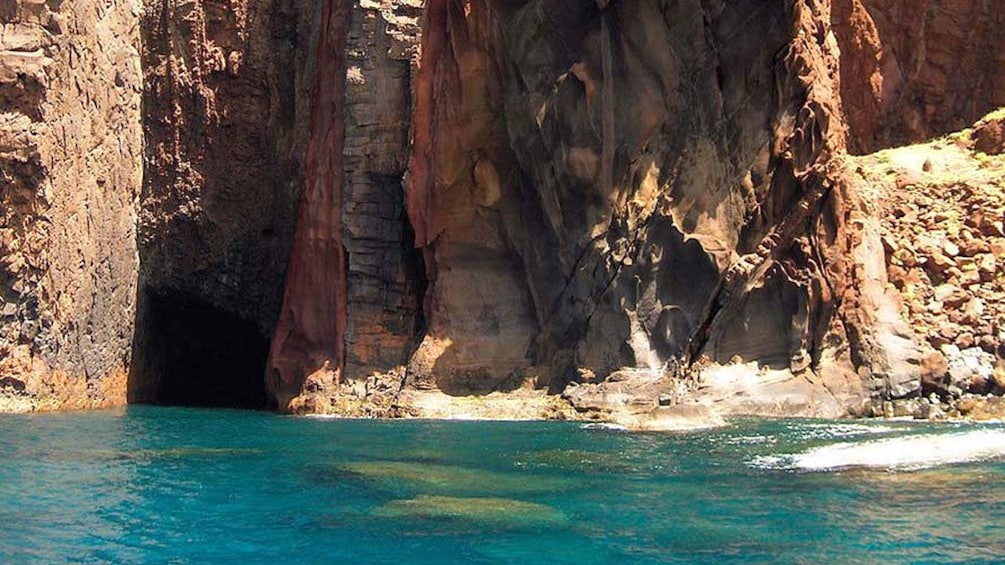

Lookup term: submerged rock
[342,461,577,496]
[372,495,567,528]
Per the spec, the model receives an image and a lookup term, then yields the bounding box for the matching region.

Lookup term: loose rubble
[854,109,1005,420]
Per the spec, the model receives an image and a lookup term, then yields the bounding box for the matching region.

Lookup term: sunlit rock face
[0,0,143,410]
[272,0,1005,412]
[405,0,846,392]
[833,0,1005,154]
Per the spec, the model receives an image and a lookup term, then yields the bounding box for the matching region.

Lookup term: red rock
[961,239,990,257]
[977,254,998,281]
[962,298,986,324]
[939,324,961,341]
[920,351,949,384]
[978,335,998,354]
[5,0,1005,416]
[957,396,980,414]
[995,368,1005,391]
[973,116,1005,155]
[958,268,983,287]
[989,238,1005,256]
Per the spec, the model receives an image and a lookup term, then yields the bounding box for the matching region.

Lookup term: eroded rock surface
[131,0,313,405]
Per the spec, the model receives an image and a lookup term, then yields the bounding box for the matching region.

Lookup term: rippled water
[2,407,1004,563]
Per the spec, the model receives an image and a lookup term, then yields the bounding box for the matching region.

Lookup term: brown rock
[955,332,975,350]
[962,298,986,324]
[926,252,956,273]
[977,254,998,281]
[990,238,1005,257]
[3,0,1004,418]
[0,0,142,410]
[920,352,950,393]
[934,284,969,307]
[993,367,1005,390]
[978,335,998,354]
[973,116,1005,155]
[939,324,961,341]
[957,396,981,415]
[957,268,982,287]
[968,374,992,395]
[961,239,990,257]
[893,248,918,267]
[887,264,908,286]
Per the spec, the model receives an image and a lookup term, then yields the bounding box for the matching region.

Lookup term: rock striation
[0,0,1003,422]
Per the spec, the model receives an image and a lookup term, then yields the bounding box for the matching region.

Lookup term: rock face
[395,0,884,414]
[129,0,316,407]
[268,0,426,409]
[833,0,1005,153]
[1,0,142,411]
[1,0,1003,417]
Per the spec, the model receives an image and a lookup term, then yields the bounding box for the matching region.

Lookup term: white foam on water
[786,422,899,440]
[751,429,1005,472]
[724,435,776,446]
[582,422,627,430]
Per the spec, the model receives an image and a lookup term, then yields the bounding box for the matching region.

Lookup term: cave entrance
[129,290,271,409]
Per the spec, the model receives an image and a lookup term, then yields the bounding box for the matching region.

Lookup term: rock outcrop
[1,0,1003,420]
[847,110,1005,418]
[268,0,426,410]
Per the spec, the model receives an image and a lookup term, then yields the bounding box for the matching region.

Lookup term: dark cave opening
[129,289,271,409]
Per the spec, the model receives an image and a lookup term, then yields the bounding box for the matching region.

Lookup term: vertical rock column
[269,0,427,410]
[267,0,352,410]
[404,0,541,394]
[341,0,425,380]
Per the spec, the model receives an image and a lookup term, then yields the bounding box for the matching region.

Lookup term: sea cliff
[1,0,1002,426]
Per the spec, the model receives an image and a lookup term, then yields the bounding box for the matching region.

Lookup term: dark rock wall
[339,1,425,381]
[132,0,314,402]
[404,0,843,392]
[137,0,306,331]
[265,0,351,407]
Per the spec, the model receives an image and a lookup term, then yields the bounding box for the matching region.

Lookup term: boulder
[920,352,950,395]
[973,116,1005,155]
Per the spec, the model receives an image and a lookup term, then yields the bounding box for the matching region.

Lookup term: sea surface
[2,406,1004,563]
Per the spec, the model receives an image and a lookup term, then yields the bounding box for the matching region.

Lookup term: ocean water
[2,407,1004,564]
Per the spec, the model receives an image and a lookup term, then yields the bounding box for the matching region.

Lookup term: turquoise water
[2,406,1004,563]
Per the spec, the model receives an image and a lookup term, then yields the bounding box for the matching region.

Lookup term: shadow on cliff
[127,288,272,410]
